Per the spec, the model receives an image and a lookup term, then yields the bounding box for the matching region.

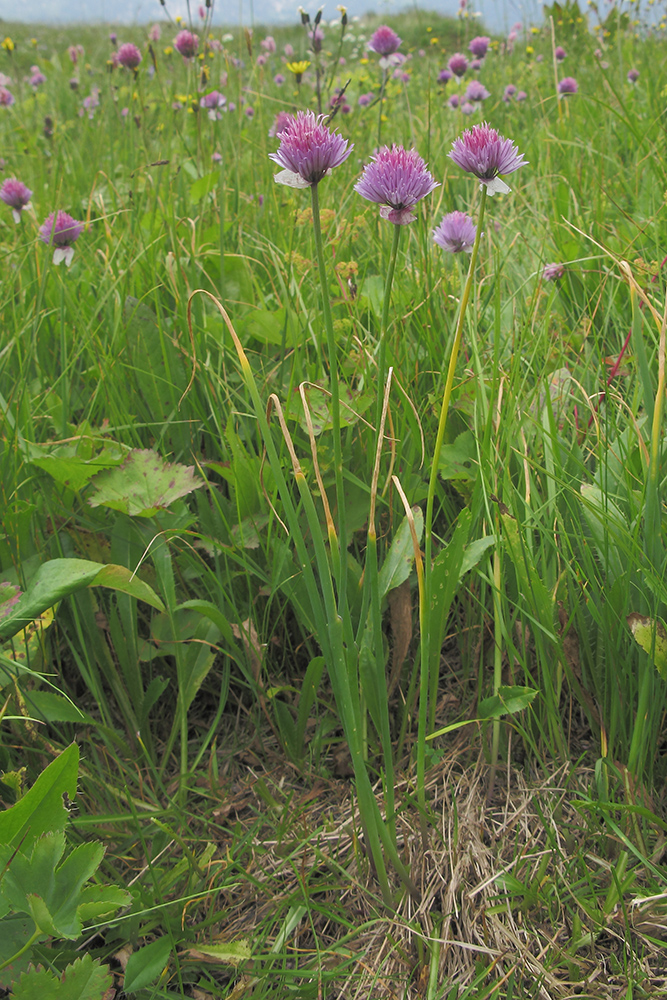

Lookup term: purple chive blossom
[269,110,352,188]
[368,25,402,57]
[261,35,276,53]
[449,122,527,195]
[39,210,84,267]
[460,101,474,116]
[468,35,490,58]
[470,59,482,71]
[200,90,226,119]
[448,94,460,109]
[433,211,477,253]
[554,46,566,61]
[30,67,47,87]
[354,144,439,225]
[310,26,324,53]
[516,90,527,102]
[109,32,117,45]
[503,83,517,102]
[0,88,14,107]
[627,68,639,83]
[268,110,294,137]
[438,68,453,84]
[174,30,199,58]
[448,53,469,78]
[0,178,32,223]
[358,91,374,106]
[465,80,489,103]
[558,76,578,95]
[543,262,564,281]
[117,43,142,70]
[274,73,285,85]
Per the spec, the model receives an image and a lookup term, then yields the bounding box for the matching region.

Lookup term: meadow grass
[1,2,667,996]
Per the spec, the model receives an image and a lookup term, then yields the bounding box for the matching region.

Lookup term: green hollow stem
[311,181,346,606]
[417,184,488,821]
[376,222,402,430]
[377,69,387,149]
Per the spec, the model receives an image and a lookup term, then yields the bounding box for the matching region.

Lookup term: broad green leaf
[378,509,424,599]
[88,449,204,517]
[0,915,35,989]
[77,882,132,922]
[478,685,539,720]
[29,450,126,493]
[438,430,477,482]
[11,954,112,1000]
[188,940,251,964]
[0,560,164,642]
[0,606,55,683]
[0,581,21,619]
[22,691,89,724]
[0,743,78,850]
[579,483,626,584]
[123,936,172,992]
[189,170,219,204]
[627,613,667,680]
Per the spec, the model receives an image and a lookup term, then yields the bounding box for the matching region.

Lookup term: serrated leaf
[627,613,667,679]
[88,449,204,517]
[0,744,78,850]
[77,882,132,921]
[11,954,112,1000]
[123,936,172,992]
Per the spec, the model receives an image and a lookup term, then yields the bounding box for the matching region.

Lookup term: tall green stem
[311,181,346,605]
[376,222,402,429]
[417,185,488,822]
[377,69,387,149]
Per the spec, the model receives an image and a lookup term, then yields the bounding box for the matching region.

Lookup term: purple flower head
[368,25,402,57]
[0,87,15,106]
[310,26,324,53]
[504,83,517,99]
[70,77,79,90]
[460,101,475,116]
[245,105,255,118]
[449,122,527,195]
[468,35,490,58]
[470,59,482,71]
[284,43,294,57]
[433,211,478,253]
[201,90,227,118]
[109,32,117,45]
[212,151,222,163]
[554,45,566,61]
[448,93,460,109]
[261,35,277,53]
[256,53,267,66]
[627,68,639,83]
[543,262,564,281]
[30,70,47,87]
[174,30,199,58]
[68,44,84,65]
[118,43,142,70]
[354,144,439,225]
[358,91,374,107]
[465,80,489,103]
[39,210,84,267]
[269,110,352,187]
[0,178,32,223]
[438,68,453,84]
[148,24,161,42]
[516,90,527,101]
[558,76,578,95]
[274,73,285,84]
[448,52,469,77]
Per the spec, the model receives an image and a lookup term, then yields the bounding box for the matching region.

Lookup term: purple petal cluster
[118,43,142,69]
[354,144,439,225]
[543,262,564,281]
[269,110,352,186]
[268,110,294,137]
[0,178,32,222]
[438,68,453,84]
[368,25,402,56]
[433,211,477,254]
[465,80,490,103]
[39,210,84,247]
[39,210,84,266]
[449,123,526,193]
[0,87,15,106]
[468,35,490,58]
[174,30,199,58]
[448,53,469,78]
[627,68,639,83]
[558,76,578,95]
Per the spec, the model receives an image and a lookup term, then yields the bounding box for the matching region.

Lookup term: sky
[0,0,543,34]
